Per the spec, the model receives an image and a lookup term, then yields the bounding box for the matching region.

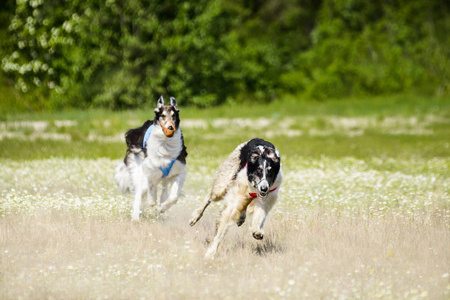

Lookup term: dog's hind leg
[204,189,249,259]
[190,183,229,226]
[189,195,212,226]
[204,205,234,260]
[158,171,186,213]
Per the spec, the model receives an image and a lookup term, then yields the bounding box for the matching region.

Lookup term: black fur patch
[122,98,187,166]
[124,120,153,163]
[177,134,188,164]
[125,120,153,150]
[236,138,280,187]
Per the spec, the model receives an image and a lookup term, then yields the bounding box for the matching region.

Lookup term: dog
[189,138,282,259]
[114,96,187,221]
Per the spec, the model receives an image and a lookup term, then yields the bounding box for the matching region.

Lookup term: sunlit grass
[0,156,448,299]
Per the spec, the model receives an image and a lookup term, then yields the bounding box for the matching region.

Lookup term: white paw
[204,248,216,260]
[131,211,140,222]
[157,202,171,213]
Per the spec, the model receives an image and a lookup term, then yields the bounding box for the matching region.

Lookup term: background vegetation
[1,0,449,111]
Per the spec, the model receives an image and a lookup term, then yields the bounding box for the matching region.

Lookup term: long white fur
[115,122,186,221]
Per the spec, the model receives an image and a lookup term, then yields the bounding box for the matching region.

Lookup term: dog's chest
[142,131,182,174]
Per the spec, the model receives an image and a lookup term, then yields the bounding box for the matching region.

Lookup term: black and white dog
[189,138,282,259]
[114,96,187,221]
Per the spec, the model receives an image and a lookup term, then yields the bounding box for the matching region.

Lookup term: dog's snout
[260,185,269,193]
[168,125,174,130]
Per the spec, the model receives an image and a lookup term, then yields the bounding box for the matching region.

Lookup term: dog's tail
[114,162,133,194]
[115,146,144,194]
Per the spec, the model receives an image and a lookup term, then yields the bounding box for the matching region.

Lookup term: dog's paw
[204,248,216,260]
[252,230,264,240]
[131,210,140,222]
[189,217,198,227]
[189,210,202,226]
[157,205,166,213]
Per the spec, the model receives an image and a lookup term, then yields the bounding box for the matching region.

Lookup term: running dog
[114,96,187,221]
[189,138,282,259]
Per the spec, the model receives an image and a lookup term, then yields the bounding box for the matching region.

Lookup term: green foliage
[1,0,449,110]
[294,0,450,100]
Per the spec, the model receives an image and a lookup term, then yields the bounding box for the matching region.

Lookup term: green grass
[2,93,449,121]
[0,94,449,163]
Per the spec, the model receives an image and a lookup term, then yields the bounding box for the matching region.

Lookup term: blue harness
[143,125,177,178]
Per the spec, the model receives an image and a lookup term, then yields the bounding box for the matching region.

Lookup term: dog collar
[248,186,278,199]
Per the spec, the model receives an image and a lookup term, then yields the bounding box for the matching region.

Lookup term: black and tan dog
[189,138,282,259]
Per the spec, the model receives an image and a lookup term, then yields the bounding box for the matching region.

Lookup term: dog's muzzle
[258,180,269,197]
[161,120,176,137]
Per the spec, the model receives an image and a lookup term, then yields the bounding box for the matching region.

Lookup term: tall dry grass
[1,157,449,299]
[1,205,449,298]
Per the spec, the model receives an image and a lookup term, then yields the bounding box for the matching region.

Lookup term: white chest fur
[143,126,182,171]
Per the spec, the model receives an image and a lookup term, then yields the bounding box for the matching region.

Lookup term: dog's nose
[260,185,269,193]
[168,125,174,130]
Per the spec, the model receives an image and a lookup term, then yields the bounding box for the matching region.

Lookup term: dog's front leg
[132,184,149,221]
[147,182,158,207]
[250,193,277,240]
[131,168,149,221]
[132,189,142,221]
[158,170,186,213]
[160,181,169,206]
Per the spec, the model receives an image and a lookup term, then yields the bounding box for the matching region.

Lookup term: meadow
[1,95,449,299]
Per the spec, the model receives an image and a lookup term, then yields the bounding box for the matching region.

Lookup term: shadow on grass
[252,238,285,256]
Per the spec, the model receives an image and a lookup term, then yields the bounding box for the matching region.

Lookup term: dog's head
[153,96,180,138]
[246,145,281,197]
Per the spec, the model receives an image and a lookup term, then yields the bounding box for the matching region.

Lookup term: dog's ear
[170,97,177,107]
[170,97,179,112]
[265,148,280,163]
[249,150,260,164]
[155,95,165,113]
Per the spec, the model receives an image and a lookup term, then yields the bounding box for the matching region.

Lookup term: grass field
[1,95,449,299]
